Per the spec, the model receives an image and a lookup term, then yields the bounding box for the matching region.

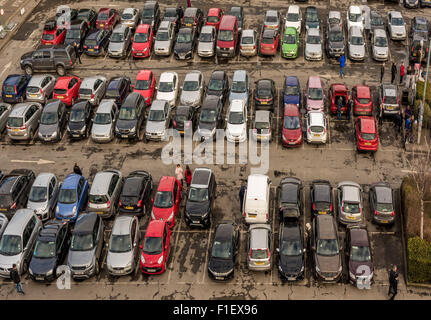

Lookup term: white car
[284,5,302,35]
[306,111,327,144]
[348,26,366,61]
[305,28,322,61]
[226,99,247,143]
[347,5,364,33]
[180,70,205,107]
[156,72,179,107]
[387,11,406,41]
[372,29,389,61]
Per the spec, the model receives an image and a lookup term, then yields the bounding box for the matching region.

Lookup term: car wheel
[56,65,66,76]
[24,66,33,75]
[22,260,29,274]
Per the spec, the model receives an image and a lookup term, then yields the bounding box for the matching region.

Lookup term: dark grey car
[369,182,395,225]
[326,24,344,58]
[115,92,146,139]
[38,100,68,142]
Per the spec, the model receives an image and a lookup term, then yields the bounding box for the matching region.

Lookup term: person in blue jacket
[339,54,345,78]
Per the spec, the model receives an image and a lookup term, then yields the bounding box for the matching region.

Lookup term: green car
[281,27,299,59]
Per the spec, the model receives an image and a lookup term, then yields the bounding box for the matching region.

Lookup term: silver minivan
[91,99,118,143]
[247,224,272,271]
[26,172,59,221]
[25,74,55,103]
[88,169,123,219]
[0,209,42,277]
[106,215,140,276]
[154,20,175,56]
[108,24,132,58]
[7,102,42,141]
[78,76,107,106]
[198,25,216,57]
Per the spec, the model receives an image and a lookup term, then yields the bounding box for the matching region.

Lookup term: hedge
[413,100,431,128]
[416,80,431,104]
[407,237,431,284]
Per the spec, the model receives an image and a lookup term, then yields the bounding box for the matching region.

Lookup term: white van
[243,174,271,224]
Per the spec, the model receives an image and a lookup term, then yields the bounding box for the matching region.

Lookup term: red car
[41,20,66,45]
[353,85,372,116]
[281,104,303,147]
[133,70,156,106]
[132,24,153,58]
[53,76,81,106]
[96,8,118,30]
[140,220,171,274]
[151,176,181,228]
[355,116,378,152]
[329,83,348,115]
[260,28,279,56]
[205,8,224,30]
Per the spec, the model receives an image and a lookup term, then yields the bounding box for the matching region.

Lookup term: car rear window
[241,36,254,44]
[3,85,15,94]
[26,86,40,94]
[79,88,92,95]
[98,13,108,21]
[343,201,360,213]
[357,98,370,104]
[255,121,270,130]
[250,248,268,259]
[384,96,397,105]
[183,17,194,25]
[7,117,23,127]
[54,89,67,94]
[361,133,376,140]
[261,36,274,44]
[42,33,55,41]
[376,203,393,212]
[89,194,108,204]
[310,126,324,133]
[85,39,97,46]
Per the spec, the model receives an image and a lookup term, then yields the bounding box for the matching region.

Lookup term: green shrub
[416,80,431,104]
[413,100,431,128]
[407,237,431,284]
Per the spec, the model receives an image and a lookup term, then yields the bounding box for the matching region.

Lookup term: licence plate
[215,276,224,280]
[121,135,128,138]
[100,24,104,27]
[88,49,94,52]
[36,276,44,281]
[72,134,80,138]
[288,277,296,281]
[186,24,192,27]
[178,131,184,134]
[0,208,6,211]
[257,135,262,139]
[381,220,389,223]
[255,261,264,265]
[387,106,393,110]
[347,215,356,220]
[261,101,267,105]
[5,94,12,98]
[248,214,256,218]
[136,53,142,56]
[192,220,200,224]
[313,134,320,137]
[125,206,133,210]
[413,53,416,56]
[289,142,296,145]
[57,96,64,99]
[96,211,103,214]
[146,268,156,273]
[29,94,38,98]
[365,142,371,146]
[318,211,326,215]
[12,128,20,132]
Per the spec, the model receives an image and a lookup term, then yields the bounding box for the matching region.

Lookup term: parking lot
[0,0,430,300]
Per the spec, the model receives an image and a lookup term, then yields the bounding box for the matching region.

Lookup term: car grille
[72,266,87,271]
[119,129,130,134]
[142,267,162,273]
[321,272,338,278]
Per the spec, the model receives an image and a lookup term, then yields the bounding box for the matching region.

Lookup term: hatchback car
[206,8,224,30]
[68,213,104,279]
[108,24,132,58]
[0,103,12,134]
[329,83,348,115]
[206,70,229,104]
[306,111,327,144]
[198,26,216,57]
[379,83,399,115]
[337,181,363,225]
[207,221,239,281]
[327,10,342,30]
[180,71,204,107]
[67,101,93,139]
[305,28,322,61]
[369,182,395,225]
[52,76,81,107]
[2,74,31,104]
[76,8,97,29]
[410,16,429,38]
[226,100,247,143]
[173,27,197,60]
[83,29,112,56]
[104,76,131,106]
[163,7,182,32]
[310,180,334,217]
[64,20,89,50]
[281,104,302,147]
[352,85,372,116]
[277,178,303,221]
[132,24,153,58]
[173,105,198,135]
[154,20,176,56]
[229,6,243,32]
[151,176,181,228]
[145,100,171,141]
[96,8,119,31]
[326,24,345,58]
[25,74,55,103]
[156,72,179,107]
[196,96,224,141]
[41,20,66,46]
[254,79,276,111]
[283,76,301,106]
[247,224,272,272]
[348,26,365,61]
[285,5,302,34]
[387,11,406,40]
[7,103,42,141]
[240,29,257,57]
[140,219,171,274]
[120,8,139,29]
[106,215,140,276]
[78,76,107,106]
[372,29,389,61]
[347,5,364,32]
[38,100,67,142]
[119,171,153,216]
[305,6,319,30]
[260,29,279,56]
[26,173,59,221]
[181,7,203,31]
[277,222,305,281]
[55,174,88,222]
[140,1,160,30]
[133,69,156,106]
[356,116,378,152]
[281,27,299,59]
[91,99,118,143]
[115,92,146,140]
[229,70,250,108]
[305,76,324,112]
[252,110,272,142]
[263,10,281,31]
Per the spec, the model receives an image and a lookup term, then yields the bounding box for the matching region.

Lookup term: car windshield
[42,33,55,41]
[207,16,219,23]
[306,12,318,22]
[218,30,233,41]
[7,117,23,127]
[250,248,268,259]
[41,112,58,125]
[329,17,340,25]
[0,105,7,115]
[415,23,428,31]
[257,87,271,97]
[158,81,174,92]
[211,240,232,259]
[349,13,361,22]
[110,32,124,42]
[89,194,108,204]
[200,32,213,42]
[361,132,376,140]
[94,113,111,124]
[391,17,404,26]
[287,13,299,22]
[70,108,85,122]
[143,237,162,255]
[29,186,47,202]
[376,202,393,212]
[375,36,387,47]
[122,13,134,20]
[58,188,77,204]
[262,35,274,44]
[188,187,209,202]
[350,35,364,45]
[200,109,217,123]
[66,29,81,39]
[329,31,343,42]
[109,234,132,253]
[33,240,55,258]
[231,81,246,93]
[308,87,322,100]
[134,32,148,43]
[183,80,199,91]
[371,15,383,26]
[154,191,173,208]
[135,80,149,90]
[358,98,370,104]
[156,31,169,41]
[119,107,136,120]
[343,201,360,213]
[105,89,118,99]
[142,9,154,18]
[351,245,371,262]
[241,36,254,44]
[0,235,21,255]
[3,85,15,94]
[177,33,191,43]
[175,113,188,123]
[208,79,223,91]
[307,35,320,44]
[317,239,338,256]
[255,121,270,130]
[70,234,93,251]
[265,15,278,23]
[98,13,108,21]
[164,10,176,18]
[284,116,300,129]
[148,110,165,121]
[280,239,302,256]
[284,34,296,44]
[384,96,397,105]
[284,85,298,96]
[229,111,244,124]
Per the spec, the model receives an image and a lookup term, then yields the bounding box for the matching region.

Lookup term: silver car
[120,8,139,29]
[0,209,42,277]
[78,76,107,106]
[154,20,175,56]
[379,83,400,115]
[305,28,323,61]
[180,70,205,107]
[26,173,59,221]
[7,102,42,141]
[106,215,140,276]
[25,74,55,103]
[247,224,272,272]
[229,70,250,108]
[387,11,406,41]
[264,10,281,31]
[0,214,8,241]
[240,29,258,57]
[252,110,272,142]
[327,10,342,30]
[372,29,389,61]
[145,100,171,141]
[197,26,216,57]
[348,26,365,61]
[0,103,12,134]
[108,24,132,58]
[337,181,363,225]
[91,99,118,143]
[88,169,123,219]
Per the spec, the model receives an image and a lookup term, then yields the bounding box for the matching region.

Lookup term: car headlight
[349,271,356,279]
[168,212,174,221]
[151,211,156,220]
[129,126,136,133]
[29,268,33,275]
[56,206,59,214]
[72,206,76,214]
[300,265,304,272]
[125,261,132,269]
[216,46,220,50]
[80,126,86,133]
[157,256,163,265]
[201,211,209,218]
[339,265,343,272]
[46,269,53,276]
[132,47,135,51]
[316,265,320,273]
[278,265,283,272]
[51,131,57,138]
[140,255,145,264]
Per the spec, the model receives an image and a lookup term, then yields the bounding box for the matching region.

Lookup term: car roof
[350,227,369,246]
[219,15,236,29]
[159,72,177,82]
[285,76,299,86]
[306,6,317,12]
[184,71,201,82]
[215,222,234,241]
[112,215,134,235]
[249,224,270,248]
[316,215,336,240]
[230,99,245,112]
[184,7,198,16]
[159,20,171,30]
[210,70,225,80]
[328,11,340,19]
[349,26,362,36]
[307,28,320,36]
[136,24,151,33]
[27,74,51,87]
[176,105,191,115]
[122,176,144,195]
[122,7,136,15]
[288,5,300,13]
[157,176,175,191]
[122,92,141,107]
[309,111,324,125]
[202,96,219,108]
[71,101,88,110]
[97,99,116,113]
[145,220,164,237]
[349,5,361,13]
[331,83,348,92]
[281,223,301,241]
[255,110,270,122]
[242,29,255,37]
[191,168,212,187]
[359,117,376,133]
[339,182,361,202]
[90,171,117,195]
[265,10,278,17]
[74,213,98,234]
[4,74,23,85]
[113,24,128,33]
[201,25,215,34]
[62,173,82,189]
[313,182,331,202]
[280,179,299,203]
[375,185,393,204]
[87,29,104,39]
[232,70,247,82]
[308,76,321,87]
[9,103,36,117]
[257,79,272,88]
[247,174,268,198]
[98,8,110,14]
[4,209,35,235]
[81,76,105,89]
[144,1,157,9]
[355,85,370,97]
[178,27,193,34]
[284,104,299,116]
[136,69,152,79]
[208,8,221,15]
[150,99,167,111]
[55,77,74,88]
[43,100,62,113]
[389,11,402,18]
[39,220,65,239]
[32,173,55,187]
[374,29,387,37]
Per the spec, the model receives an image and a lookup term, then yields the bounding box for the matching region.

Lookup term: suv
[119,171,153,216]
[7,103,42,141]
[337,181,363,225]
[277,177,303,221]
[379,83,399,115]
[247,224,272,272]
[184,168,217,228]
[20,45,76,76]
[115,92,146,140]
[88,170,123,218]
[369,182,395,225]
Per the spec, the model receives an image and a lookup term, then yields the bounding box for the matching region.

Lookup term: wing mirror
[276,248,280,253]
[139,244,143,249]
[131,84,135,90]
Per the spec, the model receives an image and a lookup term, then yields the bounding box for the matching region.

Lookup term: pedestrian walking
[394,111,402,135]
[346,97,353,121]
[405,116,413,144]
[177,6,184,20]
[400,62,405,85]
[184,165,192,187]
[73,42,81,64]
[380,63,385,83]
[405,105,412,119]
[391,61,397,84]
[10,264,24,295]
[73,163,82,175]
[175,164,184,187]
[378,102,384,126]
[239,183,245,213]
[336,97,343,120]
[339,54,345,78]
[388,265,399,300]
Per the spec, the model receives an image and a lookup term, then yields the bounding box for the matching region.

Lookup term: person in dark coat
[10,264,24,294]
[405,105,412,119]
[346,98,353,121]
[73,163,82,175]
[378,103,384,126]
[239,183,245,213]
[391,61,397,84]
[184,165,192,187]
[336,97,343,120]
[177,6,184,20]
[388,265,398,300]
[380,63,385,83]
[73,42,81,64]
[394,111,402,135]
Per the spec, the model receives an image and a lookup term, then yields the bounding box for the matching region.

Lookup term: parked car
[119,170,153,216]
[352,85,372,116]
[29,220,70,282]
[229,70,250,108]
[247,224,272,271]
[329,83,348,115]
[150,176,181,228]
[305,6,319,30]
[206,8,224,30]
[243,174,271,224]
[0,103,12,133]
[25,74,55,103]
[348,26,365,61]
[277,177,303,221]
[347,5,364,32]
[226,99,247,143]
[410,32,428,64]
[145,99,171,141]
[2,74,31,104]
[96,8,119,31]
[327,10,342,30]
[281,104,302,147]
[216,15,239,58]
[76,8,97,29]
[283,76,301,106]
[370,11,385,39]
[7,103,42,142]
[78,76,107,106]
[260,28,279,56]
[207,221,239,281]
[240,29,257,57]
[41,20,66,46]
[67,213,104,279]
[115,92,146,140]
[372,29,389,61]
[26,173,59,221]
[263,10,281,31]
[206,70,229,104]
[305,28,322,61]
[379,83,400,115]
[83,29,111,56]
[310,180,334,216]
[180,70,205,107]
[405,0,420,8]
[55,7,78,28]
[281,27,299,59]
[254,79,276,111]
[55,174,88,222]
[326,24,344,58]
[91,99,119,143]
[369,182,395,225]
[420,0,431,7]
[252,111,272,142]
[120,8,140,29]
[133,69,156,106]
[196,95,224,141]
[108,24,132,58]
[104,76,131,106]
[38,100,68,142]
[163,7,182,32]
[181,7,203,31]
[337,181,363,225]
[356,116,378,152]
[64,20,89,50]
[228,6,243,32]
[132,24,153,58]
[173,27,197,60]
[156,72,179,107]
[285,5,302,34]
[345,225,374,284]
[387,11,407,41]
[0,214,8,242]
[52,76,81,107]
[198,26,217,58]
[173,105,198,134]
[306,111,327,144]
[277,222,305,281]
[140,1,160,30]
[67,101,93,139]
[154,20,176,56]
[106,215,140,276]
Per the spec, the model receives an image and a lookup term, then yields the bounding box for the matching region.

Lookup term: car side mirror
[131,85,135,90]
[139,244,143,249]
[151,198,154,204]
[303,248,306,253]
[312,246,316,251]
[339,246,343,251]
[276,248,279,253]
[105,243,108,247]
[155,86,158,90]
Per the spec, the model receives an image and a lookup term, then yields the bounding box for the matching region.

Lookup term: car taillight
[374,210,379,216]
[88,200,90,205]
[359,208,361,213]
[10,202,16,210]
[107,200,110,208]
[267,248,271,261]
[244,211,246,217]
[185,121,191,128]
[330,204,333,212]
[266,212,269,220]
[19,124,27,130]
[240,45,242,49]
[172,120,176,127]
[94,45,99,49]
[323,128,326,135]
[308,128,311,134]
[342,207,344,212]
[14,86,17,94]
[69,59,72,66]
[119,199,122,206]
[91,93,95,99]
[390,211,395,217]
[137,200,142,208]
[248,249,251,261]
[40,88,43,94]
[253,45,255,49]
[83,45,87,49]
[312,203,315,211]
[6,125,10,129]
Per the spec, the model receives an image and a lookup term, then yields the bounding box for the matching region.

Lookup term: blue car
[83,29,111,56]
[55,174,88,222]
[283,76,301,106]
[2,74,31,103]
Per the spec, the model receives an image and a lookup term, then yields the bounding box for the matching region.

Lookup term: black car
[181,7,203,32]
[206,70,229,104]
[163,7,182,32]
[0,169,35,218]
[229,6,243,32]
[119,170,153,216]
[64,20,89,50]
[277,222,305,281]
[29,220,70,282]
[305,6,319,30]
[207,221,239,281]
[254,79,276,111]
[83,29,111,56]
[76,8,97,29]
[310,180,333,217]
[173,27,197,60]
[277,177,303,222]
[67,101,93,139]
[184,168,217,228]
[104,76,131,106]
[38,99,68,143]
[173,105,198,135]
[141,1,161,31]
[115,92,146,139]
[326,24,345,58]
[196,95,224,141]
[369,182,395,225]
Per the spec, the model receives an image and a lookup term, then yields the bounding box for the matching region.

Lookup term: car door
[49,176,58,212]
[173,180,180,211]
[77,177,85,210]
[131,217,138,260]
